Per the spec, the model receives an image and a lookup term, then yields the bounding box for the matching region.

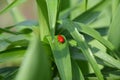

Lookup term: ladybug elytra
[57,35,65,43]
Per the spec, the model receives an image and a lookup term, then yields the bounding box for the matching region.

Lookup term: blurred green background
[0,0,36,28]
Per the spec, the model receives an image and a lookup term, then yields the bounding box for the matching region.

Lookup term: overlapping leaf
[15,28,51,80]
[46,0,58,38]
[47,35,72,80]
[62,20,104,80]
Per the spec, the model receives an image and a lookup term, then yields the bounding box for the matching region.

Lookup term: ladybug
[57,35,65,43]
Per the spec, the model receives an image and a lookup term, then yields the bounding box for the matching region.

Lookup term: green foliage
[36,0,50,40]
[0,0,120,80]
[108,3,120,53]
[46,0,59,38]
[62,20,104,80]
[15,28,51,80]
[47,35,72,80]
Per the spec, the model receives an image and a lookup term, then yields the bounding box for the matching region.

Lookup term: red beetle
[57,35,65,43]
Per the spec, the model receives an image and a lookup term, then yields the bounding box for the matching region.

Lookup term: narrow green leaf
[62,20,104,80]
[47,35,72,80]
[62,20,116,57]
[89,9,111,29]
[46,0,58,38]
[75,22,120,59]
[59,4,79,20]
[94,51,120,69]
[0,0,26,15]
[15,28,51,80]
[70,0,86,19]
[59,0,87,20]
[74,22,116,53]
[108,3,120,52]
[59,0,70,11]
[0,34,28,52]
[36,0,50,40]
[0,28,20,35]
[72,60,85,80]
[71,45,120,69]
[73,0,111,24]
[0,20,38,34]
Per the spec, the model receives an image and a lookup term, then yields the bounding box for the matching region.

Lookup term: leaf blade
[15,28,51,80]
[108,3,120,53]
[46,0,58,38]
[62,20,104,80]
[47,35,72,80]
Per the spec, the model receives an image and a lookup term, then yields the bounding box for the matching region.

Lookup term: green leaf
[75,22,120,59]
[72,60,85,80]
[0,39,10,52]
[89,9,111,29]
[74,22,117,55]
[62,20,104,80]
[0,48,25,67]
[94,51,120,69]
[71,0,88,19]
[112,0,120,16]
[36,0,50,40]
[0,34,28,52]
[71,45,120,69]
[15,28,51,80]
[14,20,38,34]
[108,3,120,52]
[73,0,111,24]
[59,0,70,11]
[0,0,26,15]
[61,19,115,52]
[59,0,87,20]
[0,20,38,34]
[47,35,72,80]
[45,0,58,38]
[87,0,101,9]
[0,28,21,35]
